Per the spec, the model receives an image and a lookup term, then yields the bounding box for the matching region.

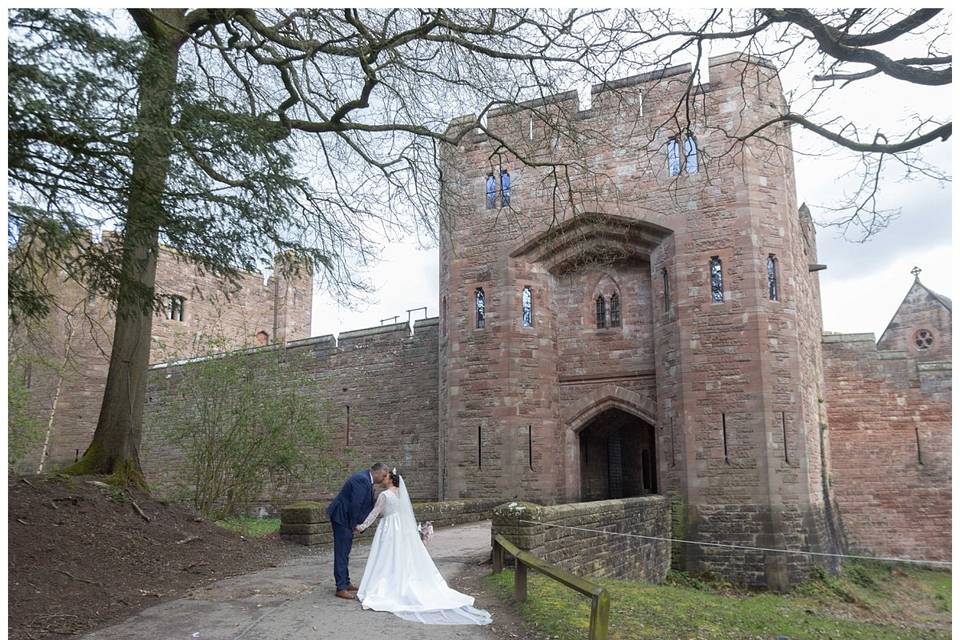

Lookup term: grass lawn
[485,562,951,640]
[215,516,281,538]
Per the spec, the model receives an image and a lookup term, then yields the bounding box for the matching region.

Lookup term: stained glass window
[475,288,485,329]
[609,293,621,327]
[767,255,779,301]
[710,257,724,303]
[596,295,606,328]
[521,286,533,327]
[684,134,699,174]
[667,138,681,177]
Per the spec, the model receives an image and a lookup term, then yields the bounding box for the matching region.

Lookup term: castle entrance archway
[578,407,657,500]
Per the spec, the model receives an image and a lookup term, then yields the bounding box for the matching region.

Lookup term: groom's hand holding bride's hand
[353,526,361,534]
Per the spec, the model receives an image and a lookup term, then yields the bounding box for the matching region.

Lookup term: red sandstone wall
[152,247,312,360]
[142,319,441,503]
[823,334,951,562]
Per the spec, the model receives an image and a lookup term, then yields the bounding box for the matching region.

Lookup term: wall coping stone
[338,321,410,342]
[918,361,952,372]
[878,351,909,360]
[822,333,877,344]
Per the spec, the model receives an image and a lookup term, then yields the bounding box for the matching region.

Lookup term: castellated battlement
[445,51,779,144]
[148,316,440,369]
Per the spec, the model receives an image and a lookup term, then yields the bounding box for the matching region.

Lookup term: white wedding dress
[355,477,492,625]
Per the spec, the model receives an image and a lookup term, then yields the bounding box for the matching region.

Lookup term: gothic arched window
[667,138,681,177]
[521,286,533,327]
[684,133,699,174]
[609,293,621,327]
[166,295,185,321]
[767,255,779,301]
[475,288,485,329]
[596,295,606,328]
[710,257,724,303]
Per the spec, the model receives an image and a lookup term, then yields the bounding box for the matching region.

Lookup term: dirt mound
[8,474,298,639]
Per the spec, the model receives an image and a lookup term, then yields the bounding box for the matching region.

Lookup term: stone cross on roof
[911,266,922,279]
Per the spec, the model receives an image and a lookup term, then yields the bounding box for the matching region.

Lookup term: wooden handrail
[492,534,610,640]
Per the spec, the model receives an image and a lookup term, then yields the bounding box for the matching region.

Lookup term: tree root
[55,569,103,587]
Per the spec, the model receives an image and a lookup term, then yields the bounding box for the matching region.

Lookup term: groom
[326,462,389,599]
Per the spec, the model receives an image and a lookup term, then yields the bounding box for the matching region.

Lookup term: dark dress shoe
[335,590,354,599]
[345,584,359,592]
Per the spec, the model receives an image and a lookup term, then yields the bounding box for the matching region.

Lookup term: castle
[11,238,312,472]
[16,54,951,590]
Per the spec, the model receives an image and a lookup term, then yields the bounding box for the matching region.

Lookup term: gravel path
[81,520,497,640]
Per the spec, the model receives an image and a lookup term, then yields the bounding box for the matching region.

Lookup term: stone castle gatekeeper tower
[438,53,840,588]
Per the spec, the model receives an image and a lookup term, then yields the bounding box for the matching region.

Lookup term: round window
[914,329,934,350]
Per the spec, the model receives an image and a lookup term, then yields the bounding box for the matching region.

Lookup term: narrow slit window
[684,133,699,174]
[722,413,729,464]
[710,257,724,303]
[595,295,606,328]
[521,286,533,328]
[478,425,483,468]
[767,255,779,301]
[781,412,789,463]
[442,296,447,336]
[475,288,485,329]
[662,269,670,312]
[345,405,351,446]
[667,137,681,177]
[609,293,621,327]
[915,427,923,465]
[528,424,534,470]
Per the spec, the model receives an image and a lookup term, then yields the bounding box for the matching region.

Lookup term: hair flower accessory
[391,467,397,474]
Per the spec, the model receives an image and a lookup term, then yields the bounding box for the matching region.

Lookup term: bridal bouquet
[418,521,434,543]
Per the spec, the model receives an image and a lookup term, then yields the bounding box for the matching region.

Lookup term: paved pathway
[83,521,496,640]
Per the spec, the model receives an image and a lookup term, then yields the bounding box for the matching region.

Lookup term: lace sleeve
[356,491,386,532]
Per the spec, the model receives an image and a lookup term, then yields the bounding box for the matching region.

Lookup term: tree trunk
[66,16,184,487]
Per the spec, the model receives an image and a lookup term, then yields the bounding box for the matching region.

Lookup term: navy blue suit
[326,470,375,591]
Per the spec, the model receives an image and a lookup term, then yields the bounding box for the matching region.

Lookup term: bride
[353,468,492,625]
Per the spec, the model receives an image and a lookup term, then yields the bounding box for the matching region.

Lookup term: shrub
[155,346,339,519]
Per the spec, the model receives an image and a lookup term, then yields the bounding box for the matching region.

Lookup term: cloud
[819,245,953,337]
[312,243,439,337]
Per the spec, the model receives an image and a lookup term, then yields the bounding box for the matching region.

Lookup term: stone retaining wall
[280,498,501,546]
[492,496,670,583]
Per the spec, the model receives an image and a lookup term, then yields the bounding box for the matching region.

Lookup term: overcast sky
[311,47,952,342]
